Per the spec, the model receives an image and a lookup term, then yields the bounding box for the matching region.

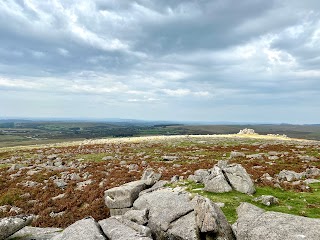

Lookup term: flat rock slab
[99,217,152,240]
[0,215,33,240]
[133,188,194,232]
[7,226,62,240]
[139,180,168,196]
[105,180,147,209]
[51,217,106,240]
[236,202,320,240]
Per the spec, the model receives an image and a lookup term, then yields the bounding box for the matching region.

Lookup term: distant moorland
[0,119,320,147]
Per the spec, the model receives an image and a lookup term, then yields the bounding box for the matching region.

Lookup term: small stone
[128,164,139,172]
[52,194,65,201]
[119,161,127,165]
[76,180,93,190]
[161,156,179,161]
[102,156,114,161]
[230,151,246,158]
[53,179,67,189]
[253,195,279,206]
[170,175,180,183]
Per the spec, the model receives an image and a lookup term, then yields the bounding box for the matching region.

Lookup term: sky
[1,0,320,123]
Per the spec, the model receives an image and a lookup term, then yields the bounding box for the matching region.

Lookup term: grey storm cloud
[1,0,320,123]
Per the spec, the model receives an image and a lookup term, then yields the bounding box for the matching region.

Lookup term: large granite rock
[7,226,62,240]
[166,211,199,240]
[134,189,194,231]
[278,170,305,182]
[51,217,106,240]
[204,175,233,193]
[192,195,235,240]
[141,169,161,186]
[191,169,210,183]
[105,180,147,209]
[235,202,320,240]
[133,188,198,239]
[139,180,168,196]
[200,161,255,194]
[223,164,255,194]
[133,188,236,240]
[116,217,152,237]
[99,217,152,240]
[0,215,34,240]
[123,209,149,225]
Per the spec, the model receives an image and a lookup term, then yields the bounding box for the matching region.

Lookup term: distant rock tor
[237,128,257,135]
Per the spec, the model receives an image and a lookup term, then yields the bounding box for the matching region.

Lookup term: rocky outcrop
[223,164,255,194]
[105,180,147,215]
[5,165,319,240]
[51,217,106,240]
[192,195,235,240]
[141,169,162,186]
[235,202,320,240]
[7,226,62,240]
[278,170,305,181]
[0,215,34,240]
[133,188,235,240]
[99,217,152,240]
[105,169,162,216]
[189,161,255,194]
[103,173,235,240]
[133,188,195,238]
[260,167,320,190]
[204,174,233,193]
[238,128,257,135]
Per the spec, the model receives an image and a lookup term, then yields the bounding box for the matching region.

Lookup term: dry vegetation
[0,135,319,228]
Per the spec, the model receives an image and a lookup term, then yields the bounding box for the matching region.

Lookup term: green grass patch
[75,153,111,162]
[0,164,10,169]
[305,149,320,157]
[183,181,320,223]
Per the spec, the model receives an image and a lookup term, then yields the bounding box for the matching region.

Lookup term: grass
[75,153,111,162]
[0,164,10,169]
[182,181,320,223]
[305,149,320,157]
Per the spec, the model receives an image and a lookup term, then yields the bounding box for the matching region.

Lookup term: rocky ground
[0,134,320,229]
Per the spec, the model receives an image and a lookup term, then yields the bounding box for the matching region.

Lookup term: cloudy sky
[1,0,320,123]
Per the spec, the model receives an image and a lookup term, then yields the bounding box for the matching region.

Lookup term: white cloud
[162,88,191,96]
[32,51,46,58]
[0,77,43,90]
[57,48,69,56]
